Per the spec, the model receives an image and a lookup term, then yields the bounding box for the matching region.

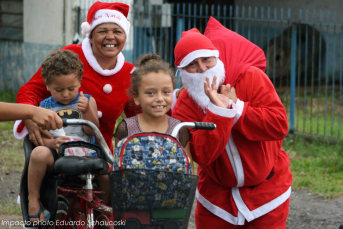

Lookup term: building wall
[23,0,77,45]
[21,0,78,84]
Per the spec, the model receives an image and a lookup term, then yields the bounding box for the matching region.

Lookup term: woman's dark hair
[130,53,177,97]
[41,50,83,85]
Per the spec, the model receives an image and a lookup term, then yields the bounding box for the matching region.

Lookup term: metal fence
[121,2,342,140]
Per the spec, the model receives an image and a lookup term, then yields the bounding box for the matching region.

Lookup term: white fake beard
[179,59,225,112]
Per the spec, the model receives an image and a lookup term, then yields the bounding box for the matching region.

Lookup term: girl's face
[134,72,173,119]
[90,23,126,63]
[47,73,81,105]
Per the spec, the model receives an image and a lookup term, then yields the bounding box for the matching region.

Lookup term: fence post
[175,15,184,88]
[290,23,297,133]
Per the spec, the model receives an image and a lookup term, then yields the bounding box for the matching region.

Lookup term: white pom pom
[103,84,112,94]
[98,111,103,118]
[81,22,91,35]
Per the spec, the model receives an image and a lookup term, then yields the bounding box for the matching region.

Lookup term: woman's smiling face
[89,23,126,63]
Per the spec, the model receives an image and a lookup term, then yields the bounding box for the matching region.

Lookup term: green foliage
[283,135,343,198]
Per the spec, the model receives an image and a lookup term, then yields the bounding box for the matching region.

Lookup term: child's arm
[184,142,195,174]
[114,137,120,146]
[0,102,62,130]
[42,136,71,152]
[77,92,99,135]
[113,120,128,147]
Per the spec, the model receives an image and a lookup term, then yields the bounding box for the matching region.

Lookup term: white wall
[23,0,77,45]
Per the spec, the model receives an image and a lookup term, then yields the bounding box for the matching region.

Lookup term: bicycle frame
[54,119,216,229]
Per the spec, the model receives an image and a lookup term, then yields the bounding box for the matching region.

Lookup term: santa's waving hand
[172,17,292,229]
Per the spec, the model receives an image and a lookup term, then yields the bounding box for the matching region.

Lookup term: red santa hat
[174,28,219,68]
[81,1,130,37]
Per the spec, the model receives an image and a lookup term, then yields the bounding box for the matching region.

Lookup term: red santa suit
[14,2,139,152]
[172,17,292,228]
[14,39,137,152]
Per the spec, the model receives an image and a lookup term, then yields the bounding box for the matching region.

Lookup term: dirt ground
[1,172,343,229]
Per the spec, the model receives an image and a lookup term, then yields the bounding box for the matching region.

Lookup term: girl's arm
[113,120,128,147]
[183,142,195,174]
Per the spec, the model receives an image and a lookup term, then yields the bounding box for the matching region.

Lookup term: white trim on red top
[13,120,28,140]
[207,101,237,118]
[82,37,125,76]
[233,99,244,126]
[226,135,244,187]
[197,186,291,225]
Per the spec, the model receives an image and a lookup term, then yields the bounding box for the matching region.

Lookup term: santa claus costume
[172,17,292,228]
[14,2,139,152]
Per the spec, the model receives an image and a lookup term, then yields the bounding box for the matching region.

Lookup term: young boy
[27,50,105,223]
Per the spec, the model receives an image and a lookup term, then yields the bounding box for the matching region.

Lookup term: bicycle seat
[55,156,109,175]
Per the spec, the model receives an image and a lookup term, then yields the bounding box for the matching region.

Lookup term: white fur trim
[196,188,241,225]
[82,37,125,76]
[177,49,219,68]
[250,187,291,220]
[13,120,28,140]
[86,9,130,37]
[226,135,244,187]
[98,111,103,118]
[197,186,291,225]
[103,84,112,94]
[171,89,179,111]
[207,102,237,118]
[233,99,244,126]
[232,186,292,222]
[81,22,91,35]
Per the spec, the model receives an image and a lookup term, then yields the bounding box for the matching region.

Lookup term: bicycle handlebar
[171,122,216,137]
[62,119,114,163]
[61,119,216,163]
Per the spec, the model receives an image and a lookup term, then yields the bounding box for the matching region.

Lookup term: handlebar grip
[62,119,68,127]
[193,122,216,130]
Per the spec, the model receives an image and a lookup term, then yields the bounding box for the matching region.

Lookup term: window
[0,0,23,41]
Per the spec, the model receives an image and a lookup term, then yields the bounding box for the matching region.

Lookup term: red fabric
[204,17,267,87]
[16,44,140,152]
[172,66,292,223]
[86,1,129,24]
[174,28,218,67]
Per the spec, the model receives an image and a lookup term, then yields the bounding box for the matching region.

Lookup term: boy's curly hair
[130,53,177,97]
[41,50,84,85]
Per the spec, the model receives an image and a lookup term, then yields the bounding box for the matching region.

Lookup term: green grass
[0,198,22,215]
[283,135,343,198]
[0,121,24,214]
[0,121,25,173]
[279,85,343,139]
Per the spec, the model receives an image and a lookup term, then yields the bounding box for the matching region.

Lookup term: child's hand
[53,136,71,152]
[78,91,89,113]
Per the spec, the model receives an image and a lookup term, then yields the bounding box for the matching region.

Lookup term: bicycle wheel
[54,200,76,229]
[95,213,114,229]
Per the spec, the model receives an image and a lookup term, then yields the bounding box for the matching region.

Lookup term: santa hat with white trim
[174,28,219,69]
[81,1,130,37]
